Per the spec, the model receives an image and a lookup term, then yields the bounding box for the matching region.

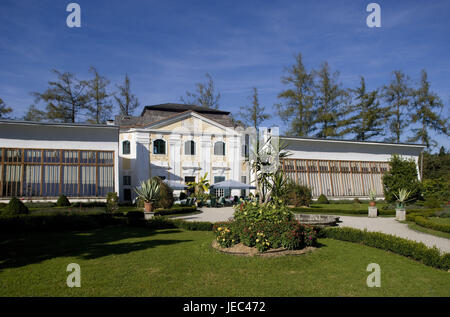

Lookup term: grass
[0,226,449,297]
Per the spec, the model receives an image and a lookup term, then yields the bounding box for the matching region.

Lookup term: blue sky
[0,0,449,150]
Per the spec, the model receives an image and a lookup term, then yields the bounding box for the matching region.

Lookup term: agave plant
[134,178,160,204]
[393,188,412,209]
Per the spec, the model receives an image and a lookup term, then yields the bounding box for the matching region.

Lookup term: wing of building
[0,103,425,202]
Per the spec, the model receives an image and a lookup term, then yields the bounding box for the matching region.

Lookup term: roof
[280,135,426,148]
[0,119,119,129]
[117,103,235,128]
[140,103,230,116]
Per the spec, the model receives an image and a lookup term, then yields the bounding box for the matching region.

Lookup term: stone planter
[368,207,377,218]
[144,212,155,220]
[395,208,406,221]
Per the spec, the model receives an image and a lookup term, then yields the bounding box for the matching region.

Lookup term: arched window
[214,141,226,156]
[185,140,195,155]
[153,139,166,155]
[122,140,130,155]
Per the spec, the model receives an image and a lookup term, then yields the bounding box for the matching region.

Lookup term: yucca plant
[393,188,412,209]
[134,178,160,212]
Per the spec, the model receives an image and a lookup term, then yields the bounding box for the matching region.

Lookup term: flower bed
[212,201,318,253]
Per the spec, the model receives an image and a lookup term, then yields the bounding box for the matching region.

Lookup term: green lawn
[0,226,449,297]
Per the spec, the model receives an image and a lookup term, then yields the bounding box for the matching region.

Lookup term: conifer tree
[382,70,413,143]
[342,76,387,141]
[114,74,139,116]
[408,70,448,148]
[180,73,220,109]
[85,67,113,124]
[0,98,12,119]
[240,87,269,130]
[32,70,89,123]
[276,53,315,136]
[312,62,348,138]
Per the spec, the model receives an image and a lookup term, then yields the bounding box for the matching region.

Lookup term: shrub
[233,201,293,224]
[3,197,29,215]
[422,178,449,202]
[353,198,361,204]
[154,177,174,209]
[423,198,441,209]
[213,222,237,248]
[56,194,71,207]
[126,211,145,226]
[383,155,421,203]
[285,183,312,207]
[0,212,123,233]
[154,206,197,216]
[317,194,329,204]
[106,192,119,213]
[322,227,449,270]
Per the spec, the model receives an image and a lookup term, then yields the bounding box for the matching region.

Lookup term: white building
[0,104,425,202]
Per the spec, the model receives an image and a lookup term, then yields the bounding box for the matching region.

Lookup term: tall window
[122,140,130,155]
[123,175,131,186]
[214,141,226,156]
[153,139,166,154]
[1,148,114,198]
[185,141,195,155]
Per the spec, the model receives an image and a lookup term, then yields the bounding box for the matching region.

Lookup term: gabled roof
[140,103,230,116]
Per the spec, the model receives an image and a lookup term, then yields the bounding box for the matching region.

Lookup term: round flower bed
[212,201,318,255]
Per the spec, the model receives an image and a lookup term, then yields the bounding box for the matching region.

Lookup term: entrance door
[185,176,195,197]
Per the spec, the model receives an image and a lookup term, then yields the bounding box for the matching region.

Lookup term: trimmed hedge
[406,210,450,233]
[414,216,450,233]
[154,206,197,216]
[322,227,450,271]
[0,212,124,233]
[291,207,440,217]
[146,217,213,231]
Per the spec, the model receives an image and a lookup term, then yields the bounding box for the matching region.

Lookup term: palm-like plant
[393,188,412,209]
[134,178,160,212]
[187,173,210,198]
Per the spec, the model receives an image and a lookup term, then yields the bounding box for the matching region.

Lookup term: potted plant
[368,189,377,207]
[134,178,160,219]
[367,189,378,218]
[393,188,412,221]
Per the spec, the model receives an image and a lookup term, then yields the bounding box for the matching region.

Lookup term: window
[185,141,195,155]
[123,175,131,186]
[122,140,130,155]
[153,139,166,155]
[185,176,195,196]
[1,148,114,198]
[214,141,226,156]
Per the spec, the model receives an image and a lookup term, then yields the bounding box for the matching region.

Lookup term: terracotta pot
[144,202,153,212]
[369,201,376,207]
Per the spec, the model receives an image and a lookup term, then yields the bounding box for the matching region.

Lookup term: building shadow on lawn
[0,227,191,271]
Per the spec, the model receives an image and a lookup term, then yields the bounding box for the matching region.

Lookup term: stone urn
[368,206,377,218]
[395,207,406,221]
[144,202,155,220]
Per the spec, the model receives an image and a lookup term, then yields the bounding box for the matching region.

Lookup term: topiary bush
[3,197,29,215]
[154,177,174,209]
[106,192,119,213]
[284,183,312,207]
[383,155,422,203]
[317,194,329,204]
[56,194,71,207]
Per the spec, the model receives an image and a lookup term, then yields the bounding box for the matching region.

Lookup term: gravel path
[338,216,450,253]
[174,207,450,253]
